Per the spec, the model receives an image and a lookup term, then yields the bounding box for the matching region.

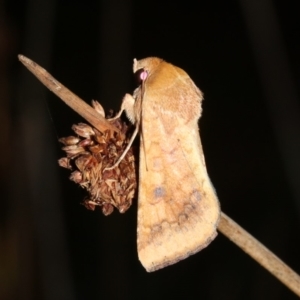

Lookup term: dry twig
[18,55,118,135]
[218,213,300,297]
[18,54,300,297]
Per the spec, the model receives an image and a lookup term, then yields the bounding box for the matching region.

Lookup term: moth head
[134,68,148,86]
[133,57,163,76]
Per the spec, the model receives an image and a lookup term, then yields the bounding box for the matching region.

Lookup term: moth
[112,57,220,272]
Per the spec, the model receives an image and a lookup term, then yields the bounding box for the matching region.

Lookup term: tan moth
[112,57,220,272]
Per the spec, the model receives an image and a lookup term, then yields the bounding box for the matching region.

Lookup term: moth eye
[134,68,148,85]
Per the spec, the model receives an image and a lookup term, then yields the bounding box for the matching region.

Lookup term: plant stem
[18,55,118,135]
[218,212,300,297]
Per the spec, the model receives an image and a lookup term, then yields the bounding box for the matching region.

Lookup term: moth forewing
[125,57,220,272]
[137,116,220,271]
[120,57,220,271]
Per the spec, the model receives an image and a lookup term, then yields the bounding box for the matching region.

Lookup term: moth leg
[108,93,136,124]
[104,125,139,171]
[105,93,137,170]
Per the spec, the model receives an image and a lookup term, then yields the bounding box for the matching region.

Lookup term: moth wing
[137,98,220,272]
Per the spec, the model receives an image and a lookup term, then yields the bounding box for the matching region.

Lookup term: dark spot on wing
[191,190,201,201]
[154,186,166,198]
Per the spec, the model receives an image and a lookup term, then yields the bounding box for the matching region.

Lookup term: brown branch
[18,54,300,297]
[18,54,119,135]
[218,212,300,297]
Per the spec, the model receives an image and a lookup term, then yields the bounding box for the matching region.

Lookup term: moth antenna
[140,79,148,171]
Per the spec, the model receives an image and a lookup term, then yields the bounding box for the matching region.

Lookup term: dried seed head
[59,136,80,146]
[70,170,83,184]
[72,123,95,138]
[62,145,86,158]
[92,100,105,117]
[58,157,72,169]
[78,139,95,147]
[59,111,137,216]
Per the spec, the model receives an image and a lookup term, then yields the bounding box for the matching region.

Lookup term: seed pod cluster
[58,102,137,215]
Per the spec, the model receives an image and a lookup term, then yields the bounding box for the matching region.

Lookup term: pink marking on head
[140,70,148,81]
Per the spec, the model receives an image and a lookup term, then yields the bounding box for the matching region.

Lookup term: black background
[1,0,300,299]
